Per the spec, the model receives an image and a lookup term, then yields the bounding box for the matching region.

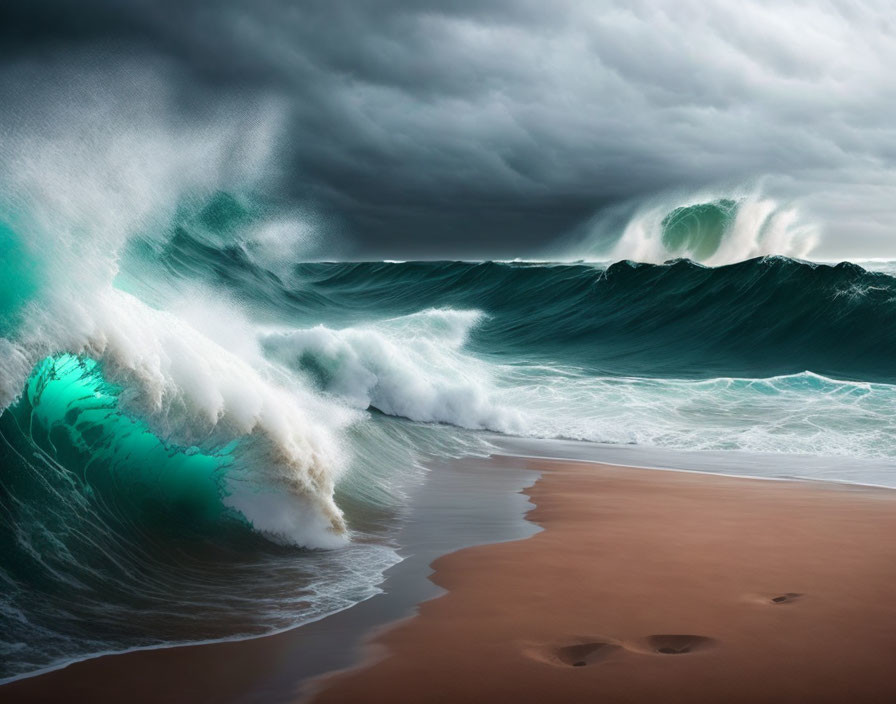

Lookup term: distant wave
[565,190,819,265]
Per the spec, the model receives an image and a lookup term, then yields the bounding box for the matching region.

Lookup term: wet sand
[309,459,896,703]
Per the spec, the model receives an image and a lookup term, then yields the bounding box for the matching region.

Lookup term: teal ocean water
[2,194,895,680]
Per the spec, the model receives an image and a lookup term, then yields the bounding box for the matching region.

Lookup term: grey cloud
[1,0,894,258]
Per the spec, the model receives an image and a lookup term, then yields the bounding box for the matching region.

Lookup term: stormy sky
[1,1,894,259]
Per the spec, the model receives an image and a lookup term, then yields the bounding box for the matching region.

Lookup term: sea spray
[563,189,819,265]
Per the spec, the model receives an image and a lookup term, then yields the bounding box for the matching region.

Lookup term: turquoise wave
[659,199,737,260]
[0,353,402,680]
[0,220,39,327]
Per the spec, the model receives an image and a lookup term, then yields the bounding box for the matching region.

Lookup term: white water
[258,309,896,466]
[567,188,820,265]
[262,309,526,434]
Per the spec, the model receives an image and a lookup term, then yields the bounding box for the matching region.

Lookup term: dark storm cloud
[1,1,894,257]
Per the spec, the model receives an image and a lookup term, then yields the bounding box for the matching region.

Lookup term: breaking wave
[567,190,819,265]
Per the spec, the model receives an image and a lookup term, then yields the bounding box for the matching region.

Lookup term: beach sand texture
[309,459,896,704]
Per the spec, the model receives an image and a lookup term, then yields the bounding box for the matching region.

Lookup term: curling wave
[566,190,819,265]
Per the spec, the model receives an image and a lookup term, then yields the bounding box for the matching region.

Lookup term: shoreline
[0,454,538,703]
[5,454,896,702]
[309,457,896,703]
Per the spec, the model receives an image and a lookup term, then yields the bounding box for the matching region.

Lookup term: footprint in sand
[770,592,803,604]
[641,634,716,655]
[528,634,717,666]
[526,639,622,668]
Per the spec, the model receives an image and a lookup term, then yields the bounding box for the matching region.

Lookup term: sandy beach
[5,457,896,703]
[309,458,896,704]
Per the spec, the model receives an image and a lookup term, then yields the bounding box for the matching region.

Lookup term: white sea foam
[489,369,896,460]
[262,309,526,434]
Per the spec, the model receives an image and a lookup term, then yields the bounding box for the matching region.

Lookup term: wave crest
[569,190,819,265]
[4,286,353,548]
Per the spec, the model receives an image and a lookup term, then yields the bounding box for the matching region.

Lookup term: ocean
[2,193,895,681]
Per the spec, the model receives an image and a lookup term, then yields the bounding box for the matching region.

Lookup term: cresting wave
[0,74,354,550]
[0,239,352,549]
[565,190,819,265]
